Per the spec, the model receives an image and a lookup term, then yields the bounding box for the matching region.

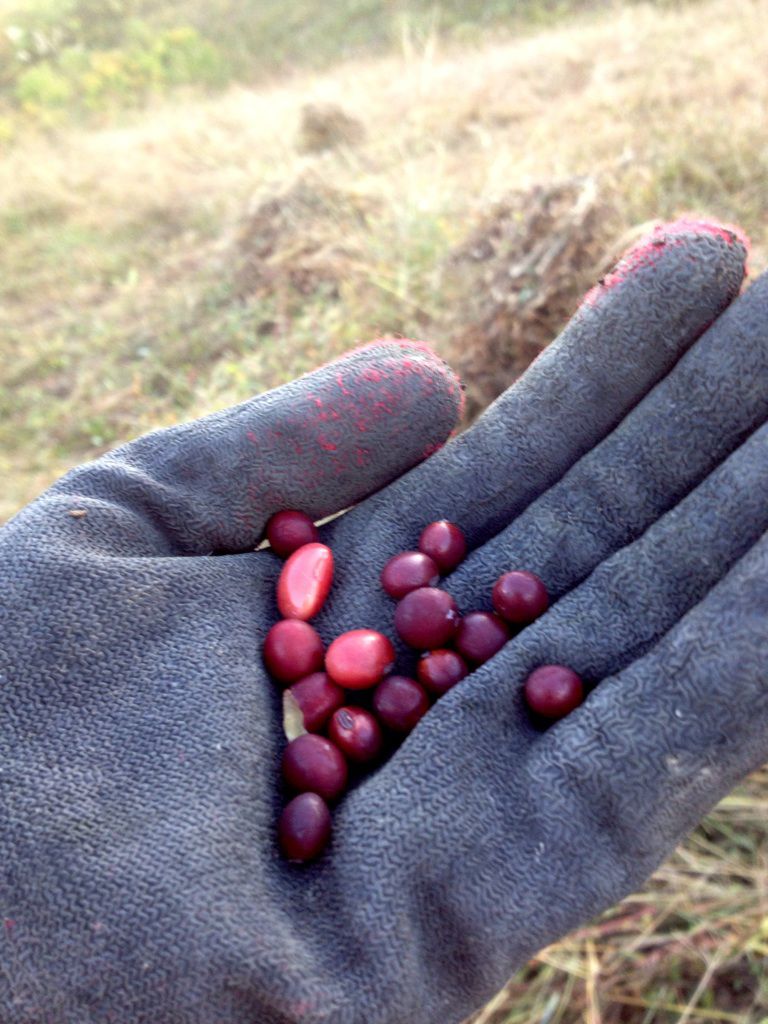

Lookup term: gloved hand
[2,218,767,1024]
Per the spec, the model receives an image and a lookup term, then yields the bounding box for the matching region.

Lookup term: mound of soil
[232,174,377,306]
[298,102,366,154]
[442,176,620,422]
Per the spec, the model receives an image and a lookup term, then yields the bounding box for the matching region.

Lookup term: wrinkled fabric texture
[2,220,767,1024]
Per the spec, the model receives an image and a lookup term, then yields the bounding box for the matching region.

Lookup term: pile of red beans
[262,510,584,863]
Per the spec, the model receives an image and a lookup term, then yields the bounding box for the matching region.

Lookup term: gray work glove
[2,218,766,1024]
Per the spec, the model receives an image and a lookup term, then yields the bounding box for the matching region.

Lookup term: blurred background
[1,0,767,1019]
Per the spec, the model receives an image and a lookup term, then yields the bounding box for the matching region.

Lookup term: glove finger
[446,268,768,617]
[541,524,768,871]
[453,418,768,713]
[323,220,748,616]
[10,340,462,555]
[315,423,768,1022]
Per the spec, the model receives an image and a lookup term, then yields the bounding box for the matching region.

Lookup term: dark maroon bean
[266,510,319,558]
[328,707,383,763]
[417,649,469,696]
[289,673,345,732]
[325,629,395,689]
[263,619,324,683]
[418,520,467,573]
[373,676,429,733]
[381,551,440,599]
[524,665,584,719]
[492,570,549,624]
[282,734,348,802]
[454,612,511,665]
[278,792,332,863]
[394,587,460,649]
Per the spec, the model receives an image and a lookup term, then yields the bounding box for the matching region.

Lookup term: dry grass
[1,2,768,1019]
[2,1,767,522]
[2,1,767,521]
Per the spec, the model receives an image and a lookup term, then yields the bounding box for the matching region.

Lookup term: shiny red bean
[394,587,460,649]
[373,675,429,733]
[417,648,469,696]
[278,792,332,863]
[266,510,320,558]
[277,542,334,620]
[524,665,584,719]
[289,672,345,732]
[282,734,348,802]
[328,707,383,763]
[325,629,395,689]
[380,551,440,599]
[263,619,324,683]
[492,571,549,624]
[454,611,511,665]
[418,520,467,573]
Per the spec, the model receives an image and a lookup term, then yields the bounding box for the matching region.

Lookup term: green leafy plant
[2,0,227,121]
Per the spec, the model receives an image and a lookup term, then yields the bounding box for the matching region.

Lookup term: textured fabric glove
[2,219,767,1024]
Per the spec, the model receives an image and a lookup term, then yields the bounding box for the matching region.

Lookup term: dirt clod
[232,174,378,306]
[297,102,366,154]
[441,176,620,422]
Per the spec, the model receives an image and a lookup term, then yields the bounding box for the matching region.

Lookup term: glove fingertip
[662,215,751,253]
[345,334,466,427]
[581,216,750,309]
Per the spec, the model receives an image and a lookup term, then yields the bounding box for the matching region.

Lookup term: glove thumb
[12,339,463,555]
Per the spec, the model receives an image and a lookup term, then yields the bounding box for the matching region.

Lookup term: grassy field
[1,0,767,1019]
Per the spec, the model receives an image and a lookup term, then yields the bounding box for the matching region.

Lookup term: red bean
[454,611,511,665]
[278,792,332,863]
[417,649,469,696]
[282,734,348,802]
[289,672,345,732]
[266,510,319,558]
[373,675,429,733]
[418,520,467,573]
[394,587,460,649]
[263,620,324,683]
[524,665,584,719]
[492,571,549,624]
[277,542,334,620]
[328,707,383,764]
[380,551,440,599]
[325,629,395,689]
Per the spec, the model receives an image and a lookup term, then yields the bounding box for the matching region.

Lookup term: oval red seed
[277,542,334,620]
[418,520,467,573]
[266,510,320,558]
[454,611,511,665]
[328,706,383,763]
[380,551,440,599]
[394,587,460,649]
[524,665,584,720]
[373,675,430,733]
[325,629,395,689]
[417,648,469,696]
[278,792,332,863]
[492,570,549,624]
[263,619,324,683]
[289,672,345,732]
[282,733,348,802]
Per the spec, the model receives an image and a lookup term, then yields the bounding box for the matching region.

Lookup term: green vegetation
[1,0,226,130]
[0,0,703,136]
